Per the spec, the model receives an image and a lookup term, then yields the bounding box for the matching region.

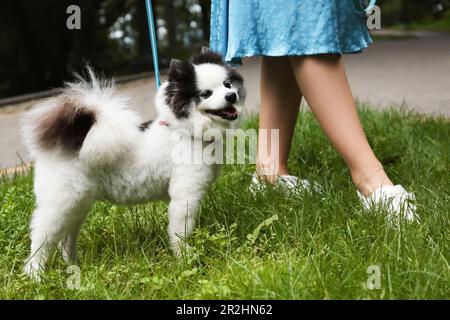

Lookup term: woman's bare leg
[257,56,302,179]
[289,55,393,196]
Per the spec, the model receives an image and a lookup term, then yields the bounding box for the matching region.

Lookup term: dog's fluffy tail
[22,67,141,166]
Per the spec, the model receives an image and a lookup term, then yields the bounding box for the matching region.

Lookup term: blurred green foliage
[378,0,449,26]
[0,0,209,98]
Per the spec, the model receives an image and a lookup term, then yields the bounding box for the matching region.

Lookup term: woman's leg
[257,56,302,179]
[289,54,393,196]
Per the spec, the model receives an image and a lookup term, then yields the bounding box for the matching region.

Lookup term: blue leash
[145,0,161,88]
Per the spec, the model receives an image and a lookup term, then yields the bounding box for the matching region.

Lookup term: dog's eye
[200,90,212,99]
[223,80,232,88]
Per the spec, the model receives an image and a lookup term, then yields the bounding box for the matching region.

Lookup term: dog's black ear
[166,59,197,118]
[168,59,194,83]
[169,59,183,80]
[191,48,224,65]
[169,59,183,70]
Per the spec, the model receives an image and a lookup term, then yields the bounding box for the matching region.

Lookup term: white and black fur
[21,48,245,280]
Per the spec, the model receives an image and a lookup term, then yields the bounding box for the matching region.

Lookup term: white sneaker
[357,185,418,222]
[249,173,319,195]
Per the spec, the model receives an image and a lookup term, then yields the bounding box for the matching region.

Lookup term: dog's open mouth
[205,106,238,121]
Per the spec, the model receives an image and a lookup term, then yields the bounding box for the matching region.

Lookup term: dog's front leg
[167,166,212,256]
[167,197,200,256]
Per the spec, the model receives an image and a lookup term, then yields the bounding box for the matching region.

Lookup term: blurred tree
[200,0,210,42]
[3,0,74,92]
[0,0,208,99]
[399,0,435,24]
[378,0,449,25]
[164,0,178,54]
[0,0,133,97]
[133,0,154,71]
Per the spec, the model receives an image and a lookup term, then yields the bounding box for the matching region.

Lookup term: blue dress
[210,0,375,64]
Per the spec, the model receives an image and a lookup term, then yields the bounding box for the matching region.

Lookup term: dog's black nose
[225,92,237,104]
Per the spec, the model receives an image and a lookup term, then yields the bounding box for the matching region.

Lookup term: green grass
[0,106,449,299]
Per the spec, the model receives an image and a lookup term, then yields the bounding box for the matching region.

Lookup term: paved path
[1,32,449,170]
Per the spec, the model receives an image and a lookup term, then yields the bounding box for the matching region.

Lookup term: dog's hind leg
[24,194,91,281]
[59,231,79,265]
[24,205,67,281]
[58,201,92,264]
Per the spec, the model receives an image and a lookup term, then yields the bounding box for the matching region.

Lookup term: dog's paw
[23,260,44,283]
[171,242,194,258]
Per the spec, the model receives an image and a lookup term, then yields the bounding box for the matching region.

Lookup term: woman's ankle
[255,162,290,182]
[276,166,290,176]
[351,165,394,196]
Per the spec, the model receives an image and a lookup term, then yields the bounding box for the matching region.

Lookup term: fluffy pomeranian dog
[21,48,245,280]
